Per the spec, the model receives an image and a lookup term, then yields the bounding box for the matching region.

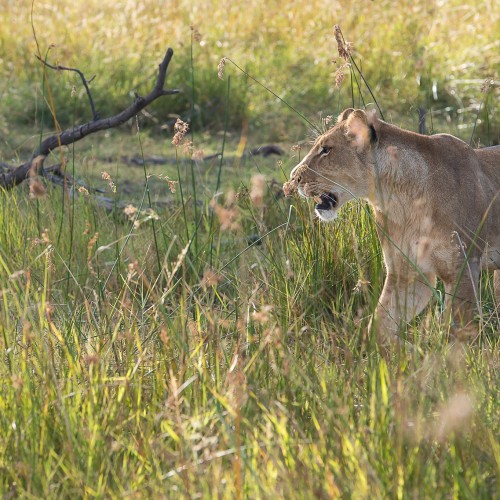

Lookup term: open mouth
[315,192,338,211]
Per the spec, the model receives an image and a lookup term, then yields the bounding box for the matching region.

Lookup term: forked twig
[35,55,99,121]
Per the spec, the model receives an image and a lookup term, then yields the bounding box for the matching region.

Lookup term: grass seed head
[353,279,370,293]
[333,61,350,89]
[172,118,189,146]
[87,232,99,275]
[201,269,221,288]
[250,174,266,207]
[123,204,138,220]
[323,115,333,127]
[151,174,177,193]
[9,270,26,281]
[166,178,177,193]
[217,57,227,80]
[191,149,205,163]
[282,179,297,197]
[252,305,273,324]
[480,78,494,93]
[210,191,240,231]
[182,139,193,155]
[235,186,249,200]
[190,25,202,42]
[225,369,248,410]
[101,171,116,192]
[210,198,240,232]
[283,163,307,197]
[159,329,169,347]
[334,25,352,61]
[40,228,51,245]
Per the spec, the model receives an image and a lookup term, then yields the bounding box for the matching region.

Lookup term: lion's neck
[369,122,429,212]
[366,123,429,220]
[368,183,426,228]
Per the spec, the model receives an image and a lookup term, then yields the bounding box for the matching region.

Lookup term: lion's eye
[320,146,331,156]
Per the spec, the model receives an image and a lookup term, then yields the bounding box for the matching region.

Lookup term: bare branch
[36,54,99,121]
[1,48,179,190]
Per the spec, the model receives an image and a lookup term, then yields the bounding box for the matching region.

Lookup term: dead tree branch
[35,55,99,121]
[0,48,179,190]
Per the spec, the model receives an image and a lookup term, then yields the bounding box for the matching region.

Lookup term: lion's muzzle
[315,192,338,212]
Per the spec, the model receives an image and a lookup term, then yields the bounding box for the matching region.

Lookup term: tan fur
[289,108,500,342]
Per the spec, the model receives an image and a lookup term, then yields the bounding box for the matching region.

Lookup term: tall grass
[0,2,499,497]
[0,153,498,496]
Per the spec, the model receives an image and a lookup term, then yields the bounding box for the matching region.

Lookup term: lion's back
[475,145,500,188]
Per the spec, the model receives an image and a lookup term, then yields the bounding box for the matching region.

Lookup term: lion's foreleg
[442,258,481,340]
[371,272,435,344]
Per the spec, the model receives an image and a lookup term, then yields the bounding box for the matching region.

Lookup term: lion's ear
[345,110,371,152]
[337,108,355,123]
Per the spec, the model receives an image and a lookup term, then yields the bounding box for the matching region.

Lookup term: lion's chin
[315,208,338,222]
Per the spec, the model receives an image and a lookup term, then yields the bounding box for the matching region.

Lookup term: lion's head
[285,108,378,221]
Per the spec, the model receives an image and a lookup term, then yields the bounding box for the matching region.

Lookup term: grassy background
[0,0,499,145]
[0,0,499,497]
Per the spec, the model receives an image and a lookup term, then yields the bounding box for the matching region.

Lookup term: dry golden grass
[0,0,497,141]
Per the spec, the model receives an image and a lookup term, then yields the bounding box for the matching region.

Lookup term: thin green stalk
[101,158,154,293]
[336,26,384,119]
[349,66,367,111]
[469,84,491,146]
[112,162,122,285]
[189,32,199,255]
[65,92,77,295]
[136,116,162,276]
[36,47,54,236]
[225,58,319,132]
[349,69,355,109]
[349,57,383,120]
[210,75,231,266]
[215,76,230,197]
[176,148,190,246]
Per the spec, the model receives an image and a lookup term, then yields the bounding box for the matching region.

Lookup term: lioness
[285,108,500,342]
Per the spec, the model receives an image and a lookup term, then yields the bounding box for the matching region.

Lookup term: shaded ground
[1,124,293,205]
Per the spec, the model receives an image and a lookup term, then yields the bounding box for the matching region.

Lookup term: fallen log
[0,48,179,190]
